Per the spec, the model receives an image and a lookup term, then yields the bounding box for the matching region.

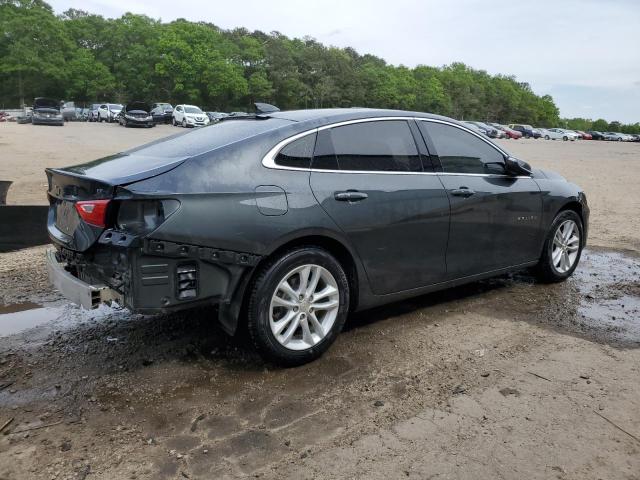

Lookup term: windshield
[185,107,203,114]
[109,104,122,109]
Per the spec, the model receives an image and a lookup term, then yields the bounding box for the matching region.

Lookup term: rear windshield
[127,118,295,158]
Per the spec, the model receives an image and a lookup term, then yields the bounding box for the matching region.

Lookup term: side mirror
[505,156,532,176]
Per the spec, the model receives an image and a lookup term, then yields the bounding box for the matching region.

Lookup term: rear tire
[534,210,583,283]
[246,247,350,366]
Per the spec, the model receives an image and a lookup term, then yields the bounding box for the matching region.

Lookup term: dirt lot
[0,122,639,480]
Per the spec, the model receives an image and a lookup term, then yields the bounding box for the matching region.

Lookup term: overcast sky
[48,0,640,123]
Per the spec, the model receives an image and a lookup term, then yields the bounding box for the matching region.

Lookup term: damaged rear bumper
[46,248,122,309]
[46,237,261,333]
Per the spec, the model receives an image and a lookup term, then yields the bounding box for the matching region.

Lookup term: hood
[125,101,150,113]
[34,97,60,110]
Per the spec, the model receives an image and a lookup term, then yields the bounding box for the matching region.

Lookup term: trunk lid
[46,152,188,251]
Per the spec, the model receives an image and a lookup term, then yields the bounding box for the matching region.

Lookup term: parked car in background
[61,101,78,121]
[45,108,589,365]
[173,104,210,127]
[87,104,100,122]
[490,123,522,139]
[538,128,562,140]
[97,103,123,123]
[470,121,505,138]
[150,103,174,124]
[631,134,640,142]
[206,111,229,122]
[548,128,577,141]
[462,121,488,136]
[603,132,624,141]
[32,97,64,126]
[117,101,154,128]
[621,133,635,142]
[509,124,541,139]
[587,131,605,140]
[575,130,592,140]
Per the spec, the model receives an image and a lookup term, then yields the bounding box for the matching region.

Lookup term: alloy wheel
[551,219,580,273]
[269,264,340,351]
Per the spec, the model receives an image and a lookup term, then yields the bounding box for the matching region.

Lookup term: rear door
[309,119,450,295]
[418,120,543,279]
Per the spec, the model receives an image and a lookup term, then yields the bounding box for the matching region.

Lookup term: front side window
[313,120,421,172]
[275,133,317,169]
[421,122,505,174]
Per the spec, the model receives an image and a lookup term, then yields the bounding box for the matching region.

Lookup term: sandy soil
[0,122,639,479]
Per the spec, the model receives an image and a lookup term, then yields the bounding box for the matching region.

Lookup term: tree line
[1,0,638,133]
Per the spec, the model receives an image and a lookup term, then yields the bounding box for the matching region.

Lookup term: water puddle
[0,302,121,338]
[570,249,640,346]
[0,303,64,337]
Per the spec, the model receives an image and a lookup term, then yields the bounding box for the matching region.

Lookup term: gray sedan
[45,108,589,365]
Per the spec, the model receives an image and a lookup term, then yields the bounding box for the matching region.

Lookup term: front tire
[182,119,187,128]
[246,247,350,366]
[534,210,583,283]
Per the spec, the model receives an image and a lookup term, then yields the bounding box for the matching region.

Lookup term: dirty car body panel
[45,108,589,336]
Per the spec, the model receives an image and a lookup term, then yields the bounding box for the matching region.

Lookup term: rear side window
[313,120,421,172]
[275,133,316,168]
[421,122,505,174]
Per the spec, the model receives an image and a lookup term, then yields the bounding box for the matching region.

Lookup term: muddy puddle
[0,302,123,338]
[570,249,640,346]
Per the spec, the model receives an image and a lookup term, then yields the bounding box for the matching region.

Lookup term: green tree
[65,49,115,104]
[0,0,71,106]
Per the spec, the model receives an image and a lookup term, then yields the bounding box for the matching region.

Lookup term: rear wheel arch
[259,235,360,313]
[221,234,361,337]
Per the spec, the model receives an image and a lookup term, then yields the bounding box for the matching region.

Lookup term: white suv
[173,105,210,128]
[97,103,123,123]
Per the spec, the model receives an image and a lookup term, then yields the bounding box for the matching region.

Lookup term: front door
[418,120,543,279]
[309,119,450,295]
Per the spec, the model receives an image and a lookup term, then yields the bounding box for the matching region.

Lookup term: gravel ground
[0,122,639,479]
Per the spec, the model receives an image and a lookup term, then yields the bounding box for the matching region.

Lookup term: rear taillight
[116,199,179,235]
[75,199,110,227]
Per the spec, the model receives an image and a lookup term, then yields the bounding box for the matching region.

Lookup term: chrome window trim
[261,115,523,178]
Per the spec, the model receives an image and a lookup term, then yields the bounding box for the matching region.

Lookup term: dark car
[509,124,541,139]
[206,111,229,123]
[45,108,588,365]
[32,97,64,126]
[587,131,605,140]
[117,101,155,128]
[150,103,174,124]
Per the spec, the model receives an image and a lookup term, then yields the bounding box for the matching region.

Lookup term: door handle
[334,191,368,202]
[450,187,476,198]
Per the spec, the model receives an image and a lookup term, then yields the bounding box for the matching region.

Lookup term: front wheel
[545,135,550,140]
[246,247,350,366]
[534,210,583,283]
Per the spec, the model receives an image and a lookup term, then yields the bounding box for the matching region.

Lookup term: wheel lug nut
[293,306,298,312]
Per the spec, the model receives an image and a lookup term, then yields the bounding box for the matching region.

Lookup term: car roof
[267,108,465,130]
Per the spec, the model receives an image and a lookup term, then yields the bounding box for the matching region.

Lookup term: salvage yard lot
[0,122,639,479]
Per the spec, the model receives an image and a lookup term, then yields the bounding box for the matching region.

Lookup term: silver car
[97,103,123,123]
